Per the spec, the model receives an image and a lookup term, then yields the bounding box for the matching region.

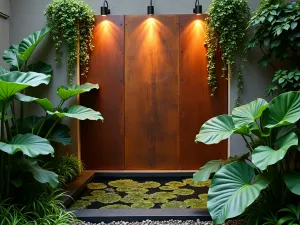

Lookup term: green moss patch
[90,190,106,196]
[148,197,169,204]
[184,199,207,208]
[159,185,179,191]
[108,179,139,188]
[198,193,208,200]
[131,200,155,209]
[173,188,195,196]
[81,196,98,202]
[96,193,121,204]
[70,200,91,209]
[101,204,131,209]
[127,193,151,199]
[121,196,143,204]
[182,178,193,185]
[138,181,161,189]
[161,201,188,209]
[126,187,149,194]
[165,181,186,187]
[87,182,107,190]
[190,180,211,188]
[151,192,176,199]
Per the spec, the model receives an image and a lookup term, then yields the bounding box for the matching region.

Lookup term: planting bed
[66,172,211,223]
[70,177,210,210]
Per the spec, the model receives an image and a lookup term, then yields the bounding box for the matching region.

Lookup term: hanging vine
[45,0,94,83]
[205,0,250,105]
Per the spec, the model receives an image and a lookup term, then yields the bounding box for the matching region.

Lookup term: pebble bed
[76,219,242,225]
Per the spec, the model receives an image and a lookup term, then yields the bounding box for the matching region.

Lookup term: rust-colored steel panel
[179,15,228,170]
[124,15,180,170]
[80,15,125,170]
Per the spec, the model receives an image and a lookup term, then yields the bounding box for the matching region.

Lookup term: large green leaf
[3,45,22,69]
[18,27,51,61]
[18,116,45,133]
[193,160,226,182]
[284,172,300,196]
[28,61,53,75]
[0,66,9,75]
[0,72,51,100]
[47,124,71,145]
[14,93,53,111]
[57,83,99,101]
[208,162,271,224]
[0,134,54,157]
[22,159,58,188]
[195,115,235,144]
[232,98,268,128]
[252,132,298,170]
[47,105,104,121]
[262,92,300,129]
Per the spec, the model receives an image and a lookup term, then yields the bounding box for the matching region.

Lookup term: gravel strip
[76,219,242,225]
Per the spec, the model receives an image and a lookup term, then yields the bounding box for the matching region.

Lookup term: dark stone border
[65,171,211,223]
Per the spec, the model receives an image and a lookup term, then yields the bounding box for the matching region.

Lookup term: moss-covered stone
[97,193,121,204]
[116,186,135,192]
[127,193,151,199]
[182,178,193,185]
[151,192,177,199]
[108,179,139,188]
[100,204,131,209]
[131,200,155,209]
[173,188,195,196]
[70,200,91,209]
[161,201,188,209]
[184,199,207,208]
[81,196,98,202]
[138,181,161,189]
[165,181,186,187]
[190,179,211,188]
[87,182,107,190]
[126,187,149,194]
[121,195,147,204]
[159,185,179,191]
[148,197,169,204]
[198,193,208,201]
[90,190,106,196]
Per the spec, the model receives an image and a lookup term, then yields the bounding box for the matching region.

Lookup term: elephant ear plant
[0,27,103,202]
[193,92,300,224]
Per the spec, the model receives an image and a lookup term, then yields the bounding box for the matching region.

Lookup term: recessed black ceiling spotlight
[148,0,155,15]
[101,0,110,16]
[193,0,202,15]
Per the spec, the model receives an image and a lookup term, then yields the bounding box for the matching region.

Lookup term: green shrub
[0,190,77,225]
[45,154,84,185]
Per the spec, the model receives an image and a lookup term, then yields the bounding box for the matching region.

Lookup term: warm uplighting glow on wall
[93,18,122,64]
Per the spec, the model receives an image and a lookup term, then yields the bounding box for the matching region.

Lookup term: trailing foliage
[248,0,300,96]
[205,0,250,105]
[45,0,94,83]
[194,92,300,224]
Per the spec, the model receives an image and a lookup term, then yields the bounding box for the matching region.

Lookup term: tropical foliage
[205,0,250,105]
[45,0,94,83]
[248,0,300,96]
[194,92,300,224]
[0,27,103,202]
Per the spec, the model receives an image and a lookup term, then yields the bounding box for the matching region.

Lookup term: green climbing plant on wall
[45,0,94,83]
[205,0,250,105]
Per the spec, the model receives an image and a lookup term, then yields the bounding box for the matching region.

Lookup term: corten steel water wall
[80,15,228,170]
